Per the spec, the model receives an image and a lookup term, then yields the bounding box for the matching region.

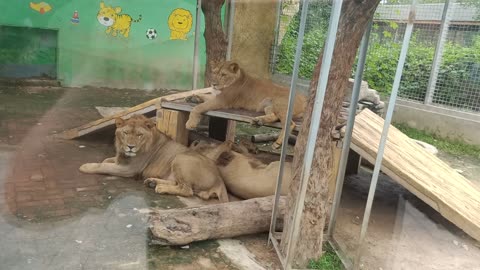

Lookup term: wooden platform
[58,88,214,139]
[351,109,480,242]
[161,100,304,131]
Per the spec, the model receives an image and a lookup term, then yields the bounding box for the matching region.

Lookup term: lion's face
[168,9,192,32]
[115,115,156,157]
[210,61,242,90]
[97,2,120,27]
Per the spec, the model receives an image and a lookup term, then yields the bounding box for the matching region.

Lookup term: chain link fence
[271,0,480,113]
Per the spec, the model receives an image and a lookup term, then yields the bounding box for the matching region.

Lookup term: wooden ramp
[58,87,214,139]
[351,109,480,242]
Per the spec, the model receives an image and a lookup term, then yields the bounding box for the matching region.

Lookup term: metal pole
[425,0,452,104]
[353,1,417,268]
[269,0,310,243]
[192,0,202,90]
[284,0,344,268]
[270,0,284,73]
[226,0,235,60]
[327,19,373,238]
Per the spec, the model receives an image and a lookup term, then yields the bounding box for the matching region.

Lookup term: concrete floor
[0,86,240,270]
[1,85,479,270]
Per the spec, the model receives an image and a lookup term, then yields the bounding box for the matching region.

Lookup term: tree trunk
[150,196,286,245]
[201,0,228,87]
[280,1,381,267]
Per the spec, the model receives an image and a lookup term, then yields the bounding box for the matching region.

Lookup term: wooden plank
[351,109,480,242]
[161,100,302,131]
[59,87,214,139]
[156,107,189,145]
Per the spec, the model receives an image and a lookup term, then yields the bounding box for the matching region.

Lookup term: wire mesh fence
[271,0,480,113]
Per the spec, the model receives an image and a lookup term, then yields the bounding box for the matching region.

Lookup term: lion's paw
[186,119,199,130]
[272,142,282,150]
[250,117,264,127]
[185,95,204,104]
[79,163,100,173]
[144,178,158,189]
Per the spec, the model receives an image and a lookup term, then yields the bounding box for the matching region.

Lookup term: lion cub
[185,61,307,149]
[79,115,228,202]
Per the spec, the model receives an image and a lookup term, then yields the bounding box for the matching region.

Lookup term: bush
[275,1,330,79]
[276,12,480,110]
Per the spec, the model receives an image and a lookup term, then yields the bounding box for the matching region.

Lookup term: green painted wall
[0,0,206,89]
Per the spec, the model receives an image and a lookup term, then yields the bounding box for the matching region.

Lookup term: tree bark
[280,1,381,267]
[201,0,228,87]
[150,196,286,245]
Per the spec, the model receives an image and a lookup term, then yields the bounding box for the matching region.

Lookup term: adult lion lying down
[185,60,307,149]
[79,115,229,202]
[189,140,293,199]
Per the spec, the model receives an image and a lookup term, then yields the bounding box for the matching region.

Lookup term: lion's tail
[217,182,229,203]
[132,14,142,23]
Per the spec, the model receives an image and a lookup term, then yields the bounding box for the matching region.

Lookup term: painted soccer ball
[146,28,157,40]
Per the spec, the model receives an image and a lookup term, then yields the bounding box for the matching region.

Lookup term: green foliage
[276,9,480,109]
[276,1,331,78]
[395,123,480,160]
[308,243,343,270]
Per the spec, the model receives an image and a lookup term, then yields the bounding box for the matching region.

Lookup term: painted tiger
[97,2,142,38]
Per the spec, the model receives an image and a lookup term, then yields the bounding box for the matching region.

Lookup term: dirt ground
[0,85,479,269]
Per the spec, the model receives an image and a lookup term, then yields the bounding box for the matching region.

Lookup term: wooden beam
[161,101,302,131]
[59,87,214,140]
[156,105,189,145]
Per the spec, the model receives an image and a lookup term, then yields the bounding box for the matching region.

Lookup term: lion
[188,140,293,199]
[79,115,229,202]
[185,61,307,149]
[97,2,142,38]
[168,8,193,40]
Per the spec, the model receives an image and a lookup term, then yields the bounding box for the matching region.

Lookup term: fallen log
[251,133,297,145]
[149,196,286,245]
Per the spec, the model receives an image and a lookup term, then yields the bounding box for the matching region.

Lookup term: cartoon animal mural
[168,8,193,40]
[30,2,52,14]
[97,2,142,38]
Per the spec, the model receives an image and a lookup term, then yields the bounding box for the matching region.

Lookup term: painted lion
[168,8,193,40]
[97,2,142,38]
[79,115,229,202]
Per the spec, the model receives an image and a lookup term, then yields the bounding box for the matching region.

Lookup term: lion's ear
[114,6,122,13]
[144,119,156,129]
[229,62,239,73]
[100,2,105,8]
[115,118,125,128]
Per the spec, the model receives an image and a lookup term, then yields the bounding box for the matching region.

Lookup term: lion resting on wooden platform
[79,115,229,202]
[185,60,307,149]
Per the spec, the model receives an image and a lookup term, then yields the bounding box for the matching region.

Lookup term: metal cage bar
[425,0,453,105]
[327,19,373,239]
[192,0,202,90]
[277,0,344,268]
[353,0,417,269]
[269,0,310,244]
[226,0,235,61]
[270,0,284,73]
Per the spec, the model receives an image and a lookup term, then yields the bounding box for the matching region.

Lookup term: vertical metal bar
[425,0,452,104]
[226,0,235,60]
[327,19,373,239]
[353,1,417,269]
[270,0,284,73]
[269,0,310,244]
[284,1,344,269]
[192,0,202,90]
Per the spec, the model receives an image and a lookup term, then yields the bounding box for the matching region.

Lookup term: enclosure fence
[271,0,480,113]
